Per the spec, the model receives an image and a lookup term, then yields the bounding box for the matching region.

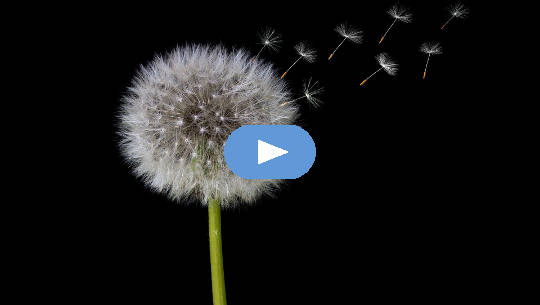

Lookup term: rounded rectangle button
[224,125,316,179]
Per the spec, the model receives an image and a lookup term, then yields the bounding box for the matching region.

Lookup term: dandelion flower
[119,45,297,205]
[119,44,298,305]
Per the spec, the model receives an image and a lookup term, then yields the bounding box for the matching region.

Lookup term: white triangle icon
[258,140,288,164]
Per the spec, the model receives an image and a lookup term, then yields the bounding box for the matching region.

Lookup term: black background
[29,0,484,303]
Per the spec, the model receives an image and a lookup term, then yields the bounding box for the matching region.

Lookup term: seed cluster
[119,45,297,205]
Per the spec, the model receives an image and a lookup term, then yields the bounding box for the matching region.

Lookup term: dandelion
[420,42,442,79]
[281,42,317,79]
[252,27,281,61]
[441,3,469,30]
[280,78,324,108]
[379,4,412,44]
[359,53,398,86]
[328,23,363,60]
[119,45,297,305]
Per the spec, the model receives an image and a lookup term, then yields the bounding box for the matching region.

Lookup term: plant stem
[208,198,227,305]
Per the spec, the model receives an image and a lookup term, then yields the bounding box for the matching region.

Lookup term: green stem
[208,198,227,305]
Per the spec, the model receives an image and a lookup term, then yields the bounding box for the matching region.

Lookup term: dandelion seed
[252,27,281,62]
[360,53,398,86]
[281,42,317,79]
[328,23,363,60]
[441,3,469,30]
[379,4,412,44]
[420,42,443,79]
[280,78,324,107]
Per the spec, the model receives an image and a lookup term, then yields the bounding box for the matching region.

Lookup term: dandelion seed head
[388,4,412,23]
[294,42,317,63]
[119,45,297,206]
[376,53,398,75]
[449,3,469,18]
[335,23,363,44]
[420,42,443,55]
[258,27,281,51]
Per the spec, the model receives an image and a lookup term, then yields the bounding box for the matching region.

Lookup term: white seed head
[335,23,363,44]
[302,78,324,108]
[258,27,281,51]
[420,42,443,55]
[448,3,469,18]
[388,4,413,23]
[294,42,317,63]
[119,45,298,206]
[376,53,398,76]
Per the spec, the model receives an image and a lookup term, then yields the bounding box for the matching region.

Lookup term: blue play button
[224,125,316,179]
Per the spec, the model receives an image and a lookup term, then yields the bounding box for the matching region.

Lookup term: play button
[258,140,288,164]
[224,125,316,179]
